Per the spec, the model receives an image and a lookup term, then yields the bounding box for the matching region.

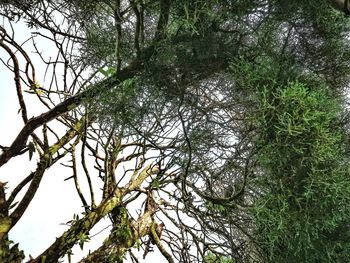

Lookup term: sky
[0,18,163,263]
[0,19,110,262]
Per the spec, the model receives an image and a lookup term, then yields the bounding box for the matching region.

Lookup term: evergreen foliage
[253,81,350,262]
[1,1,350,262]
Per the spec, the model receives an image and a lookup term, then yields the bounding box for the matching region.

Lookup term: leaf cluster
[252,82,350,262]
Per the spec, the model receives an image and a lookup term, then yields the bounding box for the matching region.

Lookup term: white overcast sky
[0,20,103,262]
[0,18,166,263]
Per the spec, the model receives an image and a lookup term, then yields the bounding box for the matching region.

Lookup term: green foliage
[6,1,350,262]
[92,76,147,129]
[150,177,160,188]
[251,82,350,262]
[83,24,117,67]
[206,201,226,213]
[0,239,24,263]
[98,66,116,77]
[78,232,90,250]
[27,141,35,161]
[204,251,235,263]
[170,0,219,35]
[112,224,132,246]
[109,207,133,247]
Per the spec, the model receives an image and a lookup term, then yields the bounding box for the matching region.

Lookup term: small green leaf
[31,80,42,89]
[67,103,77,111]
[28,141,35,161]
[105,67,116,76]
[98,67,108,76]
[98,66,116,77]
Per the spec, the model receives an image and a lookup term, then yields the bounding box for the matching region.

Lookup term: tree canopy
[0,0,350,262]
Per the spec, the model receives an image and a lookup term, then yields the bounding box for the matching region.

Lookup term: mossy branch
[150,222,174,263]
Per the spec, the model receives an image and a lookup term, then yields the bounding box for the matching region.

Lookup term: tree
[0,0,350,262]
